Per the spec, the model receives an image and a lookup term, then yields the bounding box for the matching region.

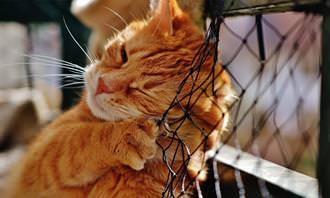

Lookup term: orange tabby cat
[6,0,235,197]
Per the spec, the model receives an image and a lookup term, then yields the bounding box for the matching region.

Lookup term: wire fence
[158,1,323,197]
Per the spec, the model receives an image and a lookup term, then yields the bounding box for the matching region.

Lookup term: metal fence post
[318,11,330,198]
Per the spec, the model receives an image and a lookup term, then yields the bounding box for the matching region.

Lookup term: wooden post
[318,10,330,198]
[24,25,34,89]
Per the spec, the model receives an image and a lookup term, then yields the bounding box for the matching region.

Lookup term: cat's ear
[150,0,185,35]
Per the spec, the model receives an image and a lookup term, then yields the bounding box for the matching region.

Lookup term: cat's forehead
[124,21,147,38]
[106,20,148,46]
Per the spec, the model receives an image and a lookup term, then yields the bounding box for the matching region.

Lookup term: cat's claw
[137,119,159,138]
[129,159,146,171]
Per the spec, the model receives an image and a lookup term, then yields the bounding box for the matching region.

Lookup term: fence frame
[207,144,318,198]
[319,6,330,198]
[223,0,328,16]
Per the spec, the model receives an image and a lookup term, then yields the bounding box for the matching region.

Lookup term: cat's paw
[120,119,159,170]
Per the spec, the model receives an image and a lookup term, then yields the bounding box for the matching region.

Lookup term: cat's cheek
[84,62,101,91]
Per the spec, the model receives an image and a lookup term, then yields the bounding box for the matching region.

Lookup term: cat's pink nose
[95,77,128,95]
[95,77,111,95]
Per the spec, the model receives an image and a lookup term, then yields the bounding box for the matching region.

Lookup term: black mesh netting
[158,1,321,197]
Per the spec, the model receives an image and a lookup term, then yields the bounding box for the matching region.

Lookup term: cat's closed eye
[120,45,128,64]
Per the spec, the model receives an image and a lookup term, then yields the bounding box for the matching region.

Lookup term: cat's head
[84,0,216,121]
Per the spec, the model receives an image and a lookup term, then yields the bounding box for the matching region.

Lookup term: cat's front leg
[113,118,159,170]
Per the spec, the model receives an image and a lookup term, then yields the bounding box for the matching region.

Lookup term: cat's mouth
[87,90,142,121]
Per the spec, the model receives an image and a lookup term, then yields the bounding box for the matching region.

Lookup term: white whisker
[84,44,98,61]
[63,18,94,64]
[27,74,82,78]
[60,81,85,88]
[61,86,85,89]
[1,62,84,75]
[104,7,128,26]
[14,74,84,82]
[13,52,85,71]
[27,54,85,71]
[105,23,121,35]
[29,73,81,77]
[12,55,85,73]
